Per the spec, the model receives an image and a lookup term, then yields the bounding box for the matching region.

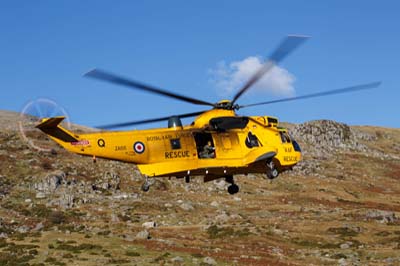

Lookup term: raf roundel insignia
[133,141,145,154]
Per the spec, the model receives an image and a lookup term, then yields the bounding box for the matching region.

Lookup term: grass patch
[154,252,171,263]
[0,242,39,265]
[118,214,131,222]
[292,238,340,249]
[332,253,347,259]
[375,231,391,237]
[97,230,111,236]
[48,211,67,225]
[55,242,103,254]
[62,253,74,259]
[58,224,84,233]
[320,242,342,249]
[327,227,359,237]
[387,236,400,244]
[207,225,253,239]
[108,258,130,264]
[235,228,252,237]
[2,204,86,232]
[0,239,7,248]
[13,203,69,228]
[336,198,363,205]
[45,257,66,266]
[0,176,12,197]
[207,225,234,239]
[0,252,33,265]
[125,251,141,257]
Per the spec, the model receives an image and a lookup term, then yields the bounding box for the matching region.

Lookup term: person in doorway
[201,141,215,158]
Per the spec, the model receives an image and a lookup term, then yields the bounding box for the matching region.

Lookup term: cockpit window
[245,132,260,148]
[280,132,291,143]
[289,133,301,151]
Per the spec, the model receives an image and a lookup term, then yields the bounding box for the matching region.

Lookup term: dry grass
[1,112,400,265]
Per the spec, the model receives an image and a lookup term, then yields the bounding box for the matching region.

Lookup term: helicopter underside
[138,158,295,195]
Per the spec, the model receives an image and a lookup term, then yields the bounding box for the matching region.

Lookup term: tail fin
[36,117,78,142]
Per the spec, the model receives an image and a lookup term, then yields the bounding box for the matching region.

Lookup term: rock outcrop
[30,170,122,208]
[291,120,364,152]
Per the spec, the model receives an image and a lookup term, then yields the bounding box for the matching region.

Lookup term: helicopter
[35,35,380,194]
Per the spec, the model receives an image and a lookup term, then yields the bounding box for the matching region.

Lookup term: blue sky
[1,1,399,128]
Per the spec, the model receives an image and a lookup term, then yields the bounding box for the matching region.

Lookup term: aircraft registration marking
[115,145,127,151]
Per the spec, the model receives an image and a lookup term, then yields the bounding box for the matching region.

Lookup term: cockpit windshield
[289,133,301,152]
[280,132,291,143]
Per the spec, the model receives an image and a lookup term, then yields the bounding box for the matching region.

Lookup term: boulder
[136,230,150,240]
[171,256,184,265]
[202,256,217,266]
[33,171,66,193]
[179,202,194,211]
[35,192,46,199]
[142,221,157,229]
[366,210,396,223]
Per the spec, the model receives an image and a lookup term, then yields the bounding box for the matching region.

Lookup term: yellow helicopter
[35,36,380,194]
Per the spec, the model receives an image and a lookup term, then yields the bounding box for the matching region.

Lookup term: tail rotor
[18,98,71,152]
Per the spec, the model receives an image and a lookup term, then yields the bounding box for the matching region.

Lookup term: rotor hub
[215,100,240,110]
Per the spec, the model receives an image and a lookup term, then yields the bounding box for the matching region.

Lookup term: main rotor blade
[231,35,309,105]
[96,110,206,129]
[85,69,215,107]
[238,81,381,109]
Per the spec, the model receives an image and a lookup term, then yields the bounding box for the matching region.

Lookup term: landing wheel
[228,184,239,195]
[141,182,150,192]
[141,176,151,192]
[225,175,239,195]
[266,160,279,179]
[185,176,190,183]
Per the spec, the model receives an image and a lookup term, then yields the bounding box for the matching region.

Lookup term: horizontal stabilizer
[36,117,78,142]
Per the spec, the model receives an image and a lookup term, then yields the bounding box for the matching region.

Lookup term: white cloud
[209,56,295,98]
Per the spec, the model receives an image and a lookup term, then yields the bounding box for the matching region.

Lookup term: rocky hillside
[1,110,400,266]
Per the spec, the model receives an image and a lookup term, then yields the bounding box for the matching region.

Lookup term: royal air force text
[147,133,191,142]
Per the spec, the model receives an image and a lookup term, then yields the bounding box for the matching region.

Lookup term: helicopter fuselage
[37,109,301,180]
